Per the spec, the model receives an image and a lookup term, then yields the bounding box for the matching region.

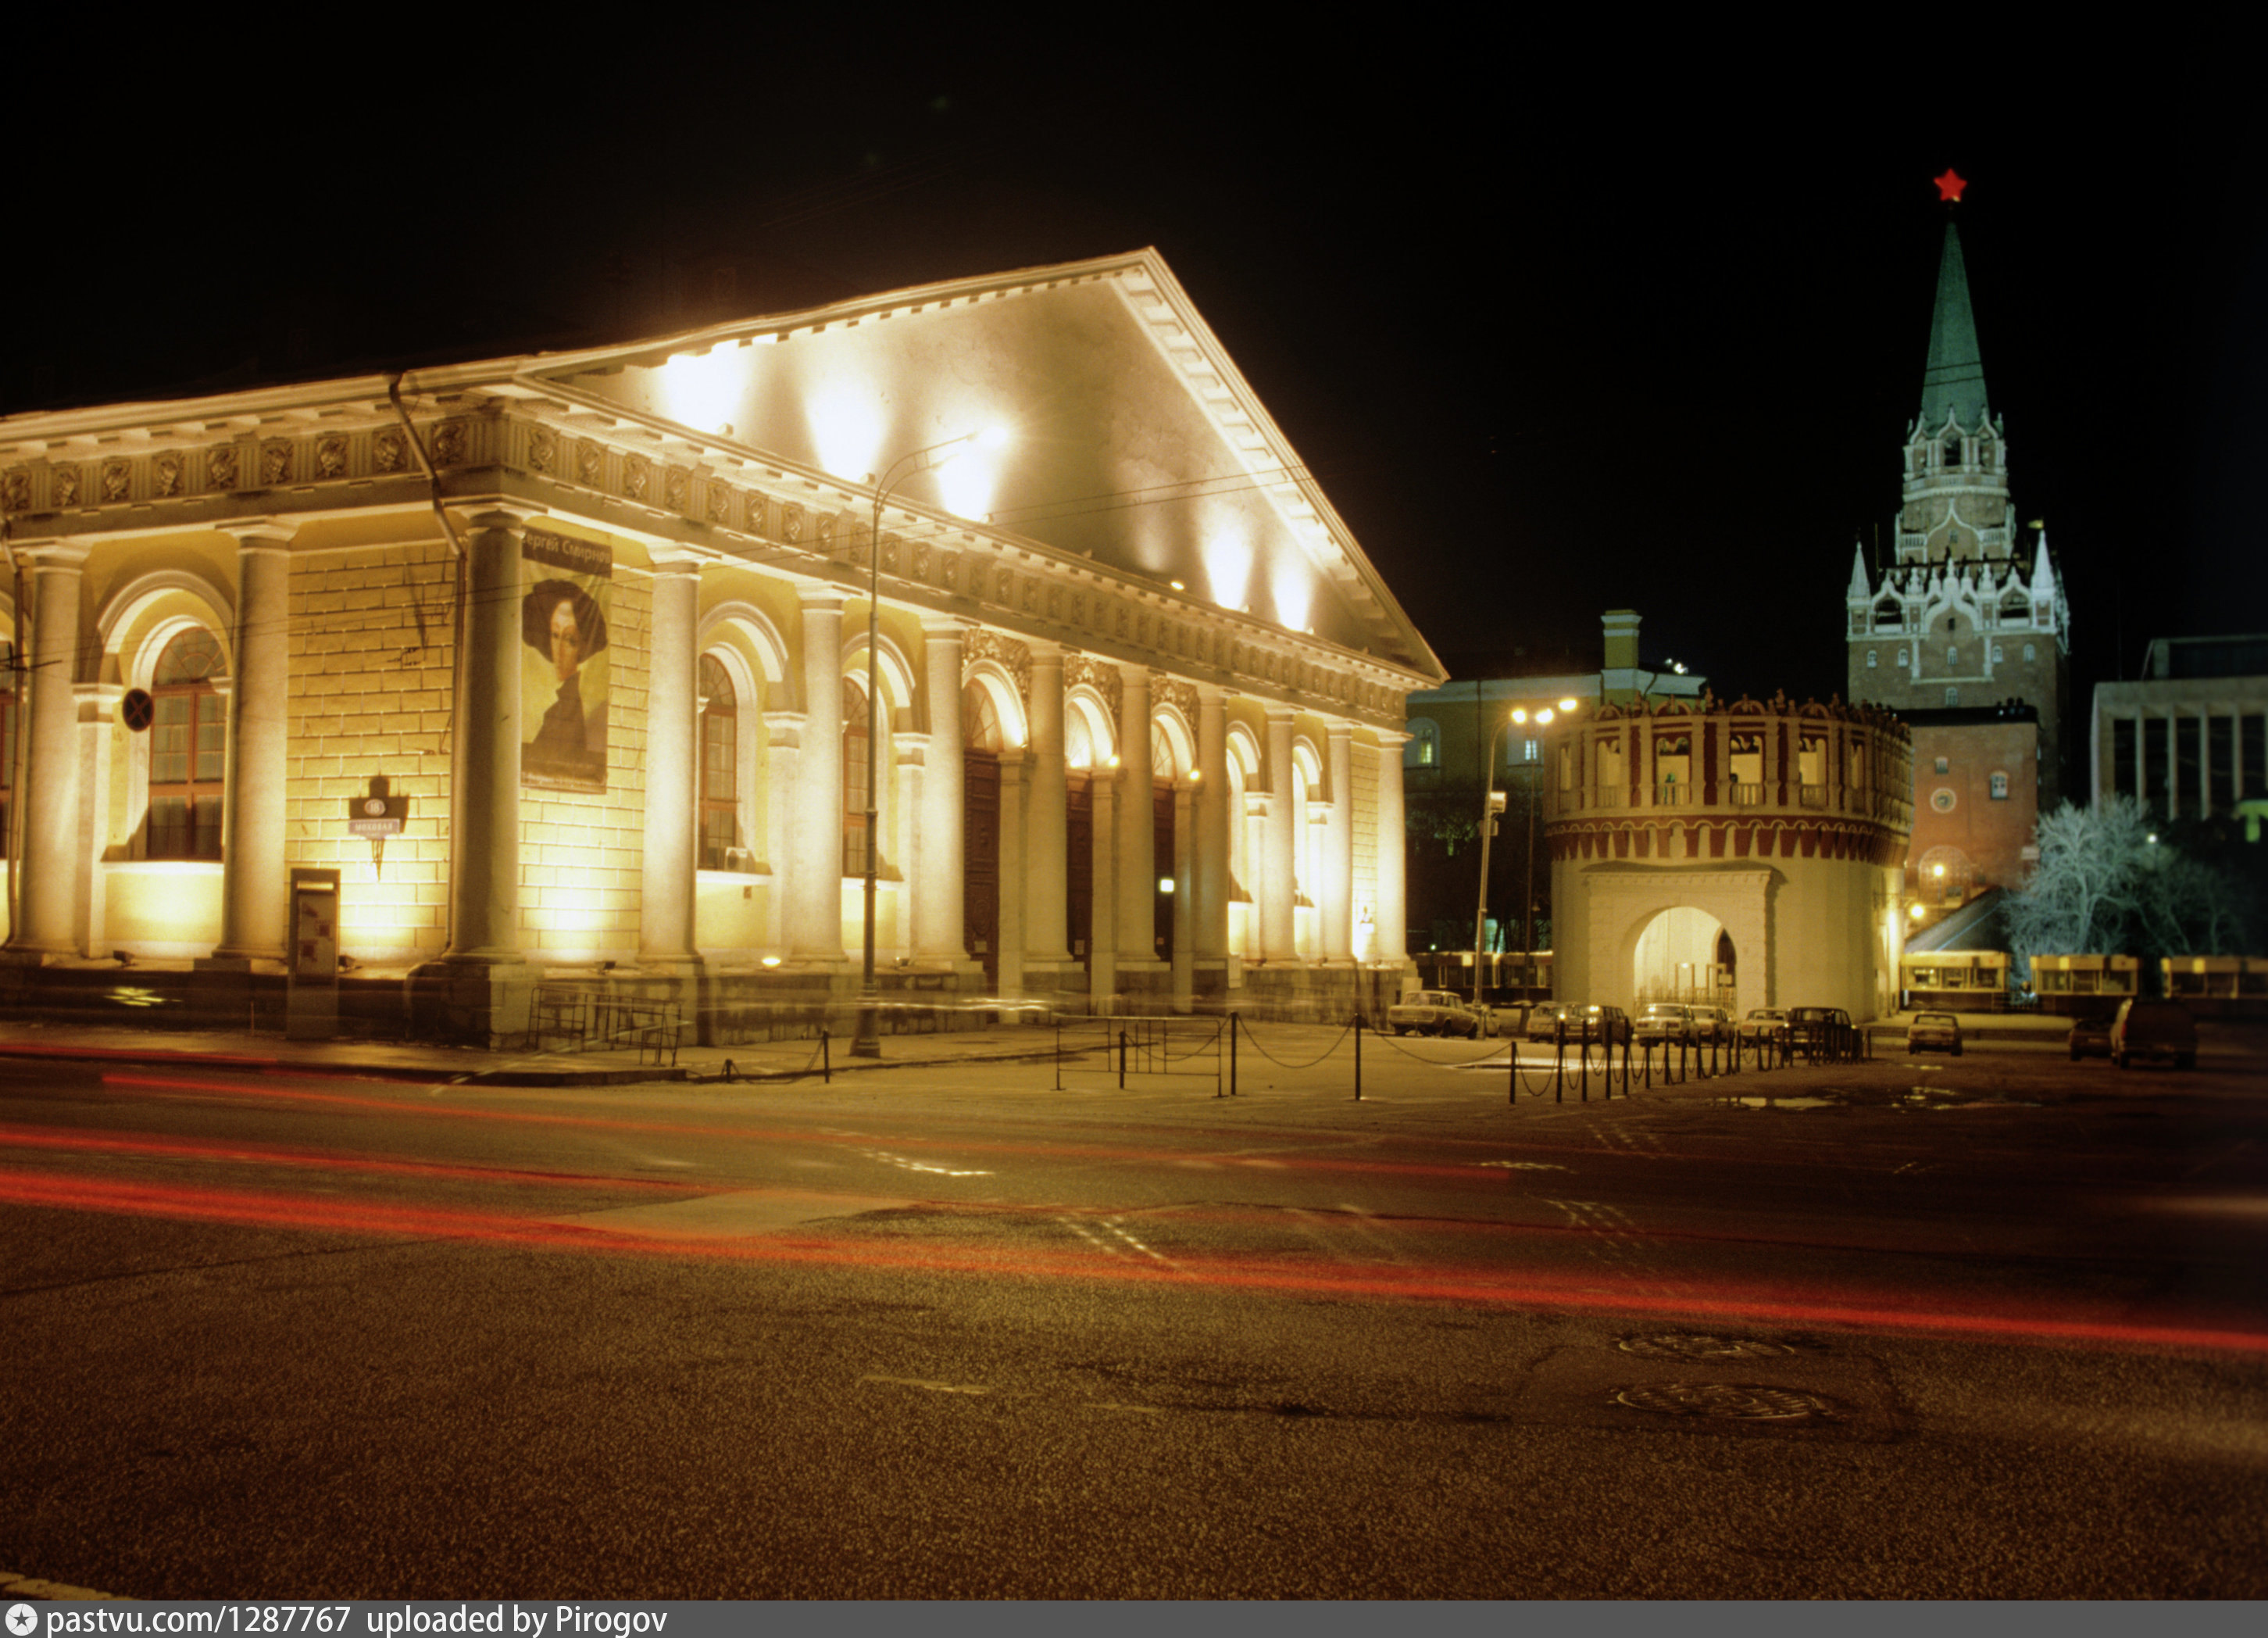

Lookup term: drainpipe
[2,519,21,945]
[388,375,467,957]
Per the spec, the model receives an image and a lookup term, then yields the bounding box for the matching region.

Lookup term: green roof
[1920,222,1990,433]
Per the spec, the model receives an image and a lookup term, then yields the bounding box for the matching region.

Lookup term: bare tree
[2006,796,2262,967]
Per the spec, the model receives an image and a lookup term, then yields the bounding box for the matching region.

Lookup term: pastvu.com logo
[7,1604,41,1637]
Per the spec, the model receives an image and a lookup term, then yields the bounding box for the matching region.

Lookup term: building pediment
[518,249,1439,682]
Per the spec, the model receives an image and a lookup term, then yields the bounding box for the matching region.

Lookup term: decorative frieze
[102,458,133,502]
[50,463,80,507]
[209,442,241,489]
[964,629,1030,703]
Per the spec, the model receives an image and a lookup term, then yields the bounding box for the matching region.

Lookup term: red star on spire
[1934,168,1968,203]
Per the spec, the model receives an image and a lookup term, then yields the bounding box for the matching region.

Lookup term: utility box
[287,867,342,1041]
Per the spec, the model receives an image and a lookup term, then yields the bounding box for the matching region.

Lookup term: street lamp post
[852,427,1005,1060]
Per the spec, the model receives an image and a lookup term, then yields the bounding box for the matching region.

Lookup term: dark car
[2110,999,2198,1070]
[2067,1017,2113,1061]
[1572,1003,1632,1046]
[1787,1006,1855,1060]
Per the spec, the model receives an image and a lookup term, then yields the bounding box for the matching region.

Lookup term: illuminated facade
[1545,696,1913,1022]
[0,250,1443,1039]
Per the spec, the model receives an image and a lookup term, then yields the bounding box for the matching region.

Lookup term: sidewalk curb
[1,1569,125,1600]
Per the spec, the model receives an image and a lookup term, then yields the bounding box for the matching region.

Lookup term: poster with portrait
[520,530,613,793]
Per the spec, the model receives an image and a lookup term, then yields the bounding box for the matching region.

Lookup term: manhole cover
[1615,1382,1838,1422]
[1617,1333,1796,1361]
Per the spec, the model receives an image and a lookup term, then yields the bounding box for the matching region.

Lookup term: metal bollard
[1555,1020,1565,1103]
[1119,1028,1130,1089]
[1580,1020,1590,1101]
[821,1028,831,1085]
[1354,1011,1363,1102]
[1230,1012,1239,1097]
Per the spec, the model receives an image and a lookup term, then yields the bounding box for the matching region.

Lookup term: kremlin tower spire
[1848,170,2070,827]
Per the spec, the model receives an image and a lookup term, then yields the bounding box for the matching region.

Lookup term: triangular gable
[521,249,1441,680]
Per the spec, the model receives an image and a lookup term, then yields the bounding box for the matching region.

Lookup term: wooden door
[963,751,1000,990]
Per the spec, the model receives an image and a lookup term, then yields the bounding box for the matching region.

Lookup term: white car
[1386,990,1492,1038]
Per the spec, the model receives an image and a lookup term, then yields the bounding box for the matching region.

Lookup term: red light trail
[1,1163,2261,1360]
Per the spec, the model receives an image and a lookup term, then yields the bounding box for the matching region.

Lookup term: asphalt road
[2,1029,2265,1598]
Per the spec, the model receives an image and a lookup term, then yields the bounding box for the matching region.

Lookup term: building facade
[0,250,1443,1039]
[2088,636,2268,823]
[1545,695,1913,1022]
[1846,213,2070,907]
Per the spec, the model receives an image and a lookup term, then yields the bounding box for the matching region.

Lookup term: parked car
[1787,1006,1855,1059]
[1525,1003,1575,1043]
[1738,1008,1791,1048]
[2066,1016,2113,1060]
[2110,998,2198,1070]
[1907,1011,1963,1056]
[1386,989,1492,1039]
[1573,1003,1632,1046]
[1688,1004,1735,1045]
[1634,1003,1698,1046]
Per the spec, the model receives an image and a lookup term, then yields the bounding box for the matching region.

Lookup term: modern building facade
[2088,635,2268,823]
[1846,212,2070,907]
[0,249,1444,1039]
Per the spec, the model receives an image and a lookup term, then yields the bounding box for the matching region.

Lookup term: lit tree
[2005,796,2261,967]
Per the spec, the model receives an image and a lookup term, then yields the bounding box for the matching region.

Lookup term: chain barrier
[1235,1015,1356,1071]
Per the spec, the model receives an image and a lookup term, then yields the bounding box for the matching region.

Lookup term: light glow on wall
[933,443,1005,520]
[1271,563,1311,633]
[659,349,742,437]
[1204,528,1253,610]
[805,379,884,484]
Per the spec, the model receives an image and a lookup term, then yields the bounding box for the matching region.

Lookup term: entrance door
[1066,774,1093,971]
[963,751,1000,990]
[1152,779,1175,960]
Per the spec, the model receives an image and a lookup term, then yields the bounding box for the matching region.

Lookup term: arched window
[1942,436,1963,470]
[1404,718,1441,769]
[148,628,226,859]
[698,655,738,871]
[1873,600,1902,631]
[843,678,870,878]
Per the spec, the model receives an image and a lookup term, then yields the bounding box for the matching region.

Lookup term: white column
[208,529,291,963]
[762,713,800,953]
[444,513,524,960]
[1374,735,1409,968]
[6,553,86,957]
[915,621,966,960]
[1114,668,1155,964]
[2132,711,2145,806]
[1023,642,1070,964]
[1193,685,1229,963]
[1323,721,1354,960]
[791,587,846,959]
[640,558,699,965]
[1172,779,1194,1010]
[73,683,120,957]
[1262,709,1296,960]
[892,729,923,958]
[2165,711,2180,819]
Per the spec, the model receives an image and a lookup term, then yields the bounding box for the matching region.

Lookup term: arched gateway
[1548,696,1913,1024]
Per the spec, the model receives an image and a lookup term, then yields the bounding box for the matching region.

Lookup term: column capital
[25,541,92,570]
[466,506,541,532]
[648,549,704,574]
[210,520,295,550]
[920,614,975,638]
[796,581,848,611]
[1265,703,1298,724]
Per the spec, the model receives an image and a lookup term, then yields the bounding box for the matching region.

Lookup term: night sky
[9,26,2258,728]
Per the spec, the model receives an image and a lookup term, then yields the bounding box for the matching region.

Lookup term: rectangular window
[2142,716,2170,812]
[2113,717,2138,800]
[1934,756,1950,775]
[1990,772,2009,800]
[2175,713,2202,812]
[2209,713,2236,809]
[2246,715,2268,800]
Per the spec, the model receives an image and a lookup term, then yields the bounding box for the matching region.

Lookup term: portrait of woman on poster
[522,578,609,790]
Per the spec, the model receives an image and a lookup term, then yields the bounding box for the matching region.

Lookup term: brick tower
[1848,191,2070,906]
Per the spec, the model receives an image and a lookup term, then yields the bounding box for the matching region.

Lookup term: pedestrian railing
[1053,1014,1232,1096]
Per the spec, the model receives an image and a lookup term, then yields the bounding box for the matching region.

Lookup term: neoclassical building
[0,249,1443,1040]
